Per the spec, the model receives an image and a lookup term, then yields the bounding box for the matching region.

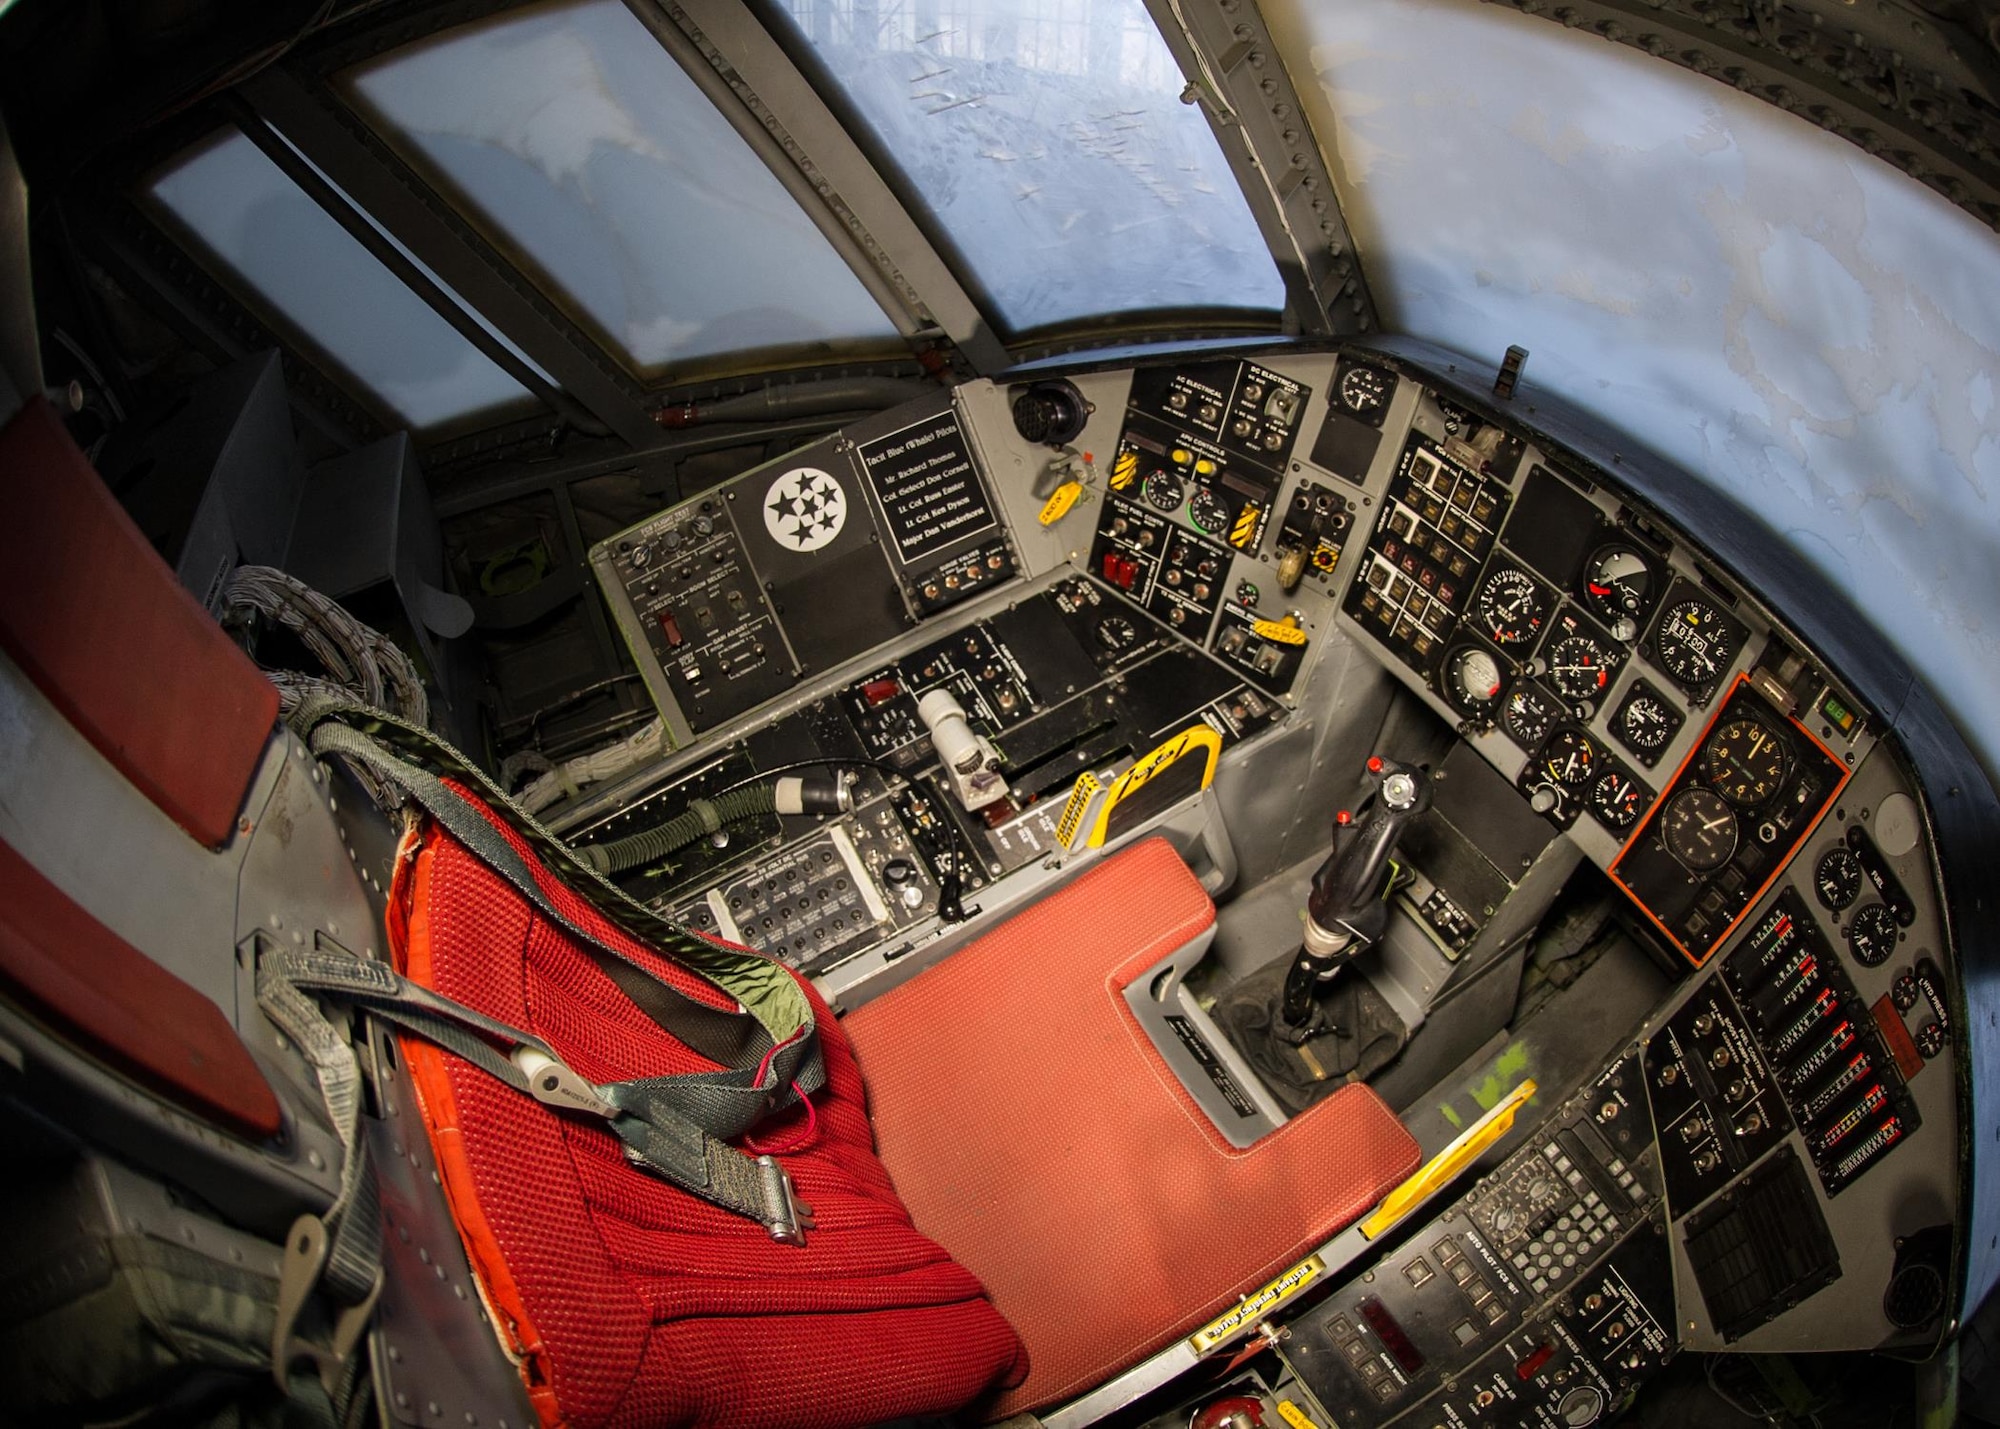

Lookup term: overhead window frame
[741,0,1297,350]
[240,44,668,450]
[133,116,550,444]
[68,101,392,452]
[284,0,980,393]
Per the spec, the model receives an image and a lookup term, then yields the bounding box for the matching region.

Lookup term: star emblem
[763,467,847,553]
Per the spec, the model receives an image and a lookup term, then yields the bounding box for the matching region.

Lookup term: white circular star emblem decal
[762,466,847,553]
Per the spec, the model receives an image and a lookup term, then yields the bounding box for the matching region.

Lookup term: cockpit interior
[1,1,1997,1426]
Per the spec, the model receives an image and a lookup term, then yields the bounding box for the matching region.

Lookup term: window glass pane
[266,125,560,389]
[149,129,532,431]
[343,0,901,376]
[775,0,1284,332]
[1266,0,2000,783]
[266,123,560,386]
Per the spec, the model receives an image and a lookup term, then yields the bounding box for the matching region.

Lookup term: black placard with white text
[857,410,998,566]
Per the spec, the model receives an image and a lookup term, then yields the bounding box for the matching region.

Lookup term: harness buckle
[756,1155,815,1247]
[512,1046,619,1119]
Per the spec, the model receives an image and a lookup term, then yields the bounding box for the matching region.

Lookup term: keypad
[1508,1143,1623,1295]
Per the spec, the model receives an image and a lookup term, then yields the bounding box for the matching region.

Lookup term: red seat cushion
[844,837,1421,1417]
[393,789,1025,1429]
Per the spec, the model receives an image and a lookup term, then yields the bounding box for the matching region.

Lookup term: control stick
[1276,756,1432,1042]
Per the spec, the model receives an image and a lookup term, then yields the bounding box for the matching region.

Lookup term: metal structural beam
[237,66,667,451]
[1483,0,2000,235]
[1143,0,1377,337]
[226,104,610,438]
[632,0,1012,376]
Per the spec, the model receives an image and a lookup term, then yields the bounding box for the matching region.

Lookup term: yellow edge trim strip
[1087,724,1221,847]
[1360,1078,1538,1239]
[1055,770,1104,850]
[1187,1254,1327,1353]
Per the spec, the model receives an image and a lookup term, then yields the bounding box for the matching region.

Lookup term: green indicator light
[1821,693,1856,734]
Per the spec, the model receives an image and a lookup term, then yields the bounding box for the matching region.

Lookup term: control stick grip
[1306,758,1432,933]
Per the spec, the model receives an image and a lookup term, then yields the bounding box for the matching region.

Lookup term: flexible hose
[516,716,667,815]
[223,565,429,728]
[578,785,779,875]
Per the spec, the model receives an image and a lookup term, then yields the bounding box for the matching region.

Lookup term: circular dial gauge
[1094,614,1137,652]
[1655,598,1733,688]
[1446,645,1506,715]
[1142,469,1184,512]
[1473,567,1548,647]
[1188,487,1230,534]
[1617,692,1676,755]
[1662,786,1738,872]
[1581,544,1654,625]
[1701,717,1789,806]
[1848,901,1900,967]
[1504,686,1561,747]
[1589,770,1647,832]
[1538,728,1599,789]
[1814,846,1864,911]
[1339,365,1391,415]
[1547,633,1617,701]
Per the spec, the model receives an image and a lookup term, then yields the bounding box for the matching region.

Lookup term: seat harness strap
[275,697,822,1244]
[261,947,813,1245]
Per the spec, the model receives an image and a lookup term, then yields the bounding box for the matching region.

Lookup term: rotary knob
[1558,1385,1605,1425]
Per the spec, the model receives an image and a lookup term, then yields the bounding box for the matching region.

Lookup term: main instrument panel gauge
[1611,683,1682,765]
[1814,846,1864,911]
[1547,632,1617,701]
[1472,565,1549,647]
[1654,596,1735,690]
[1662,786,1738,872]
[1589,769,1648,833]
[1580,543,1655,631]
[1444,644,1506,717]
[1538,727,1599,789]
[1143,469,1185,513]
[1848,901,1900,967]
[1503,685,1561,747]
[1701,716,1789,805]
[1338,364,1392,417]
[1188,487,1231,535]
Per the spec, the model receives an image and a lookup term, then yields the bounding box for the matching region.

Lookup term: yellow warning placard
[1276,1401,1324,1429]
[1039,481,1083,526]
[1187,1254,1326,1352]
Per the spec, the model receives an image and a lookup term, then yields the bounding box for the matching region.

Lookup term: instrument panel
[590,393,1019,744]
[578,340,1968,1390]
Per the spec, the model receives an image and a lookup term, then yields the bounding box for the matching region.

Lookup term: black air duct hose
[576,773,850,875]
